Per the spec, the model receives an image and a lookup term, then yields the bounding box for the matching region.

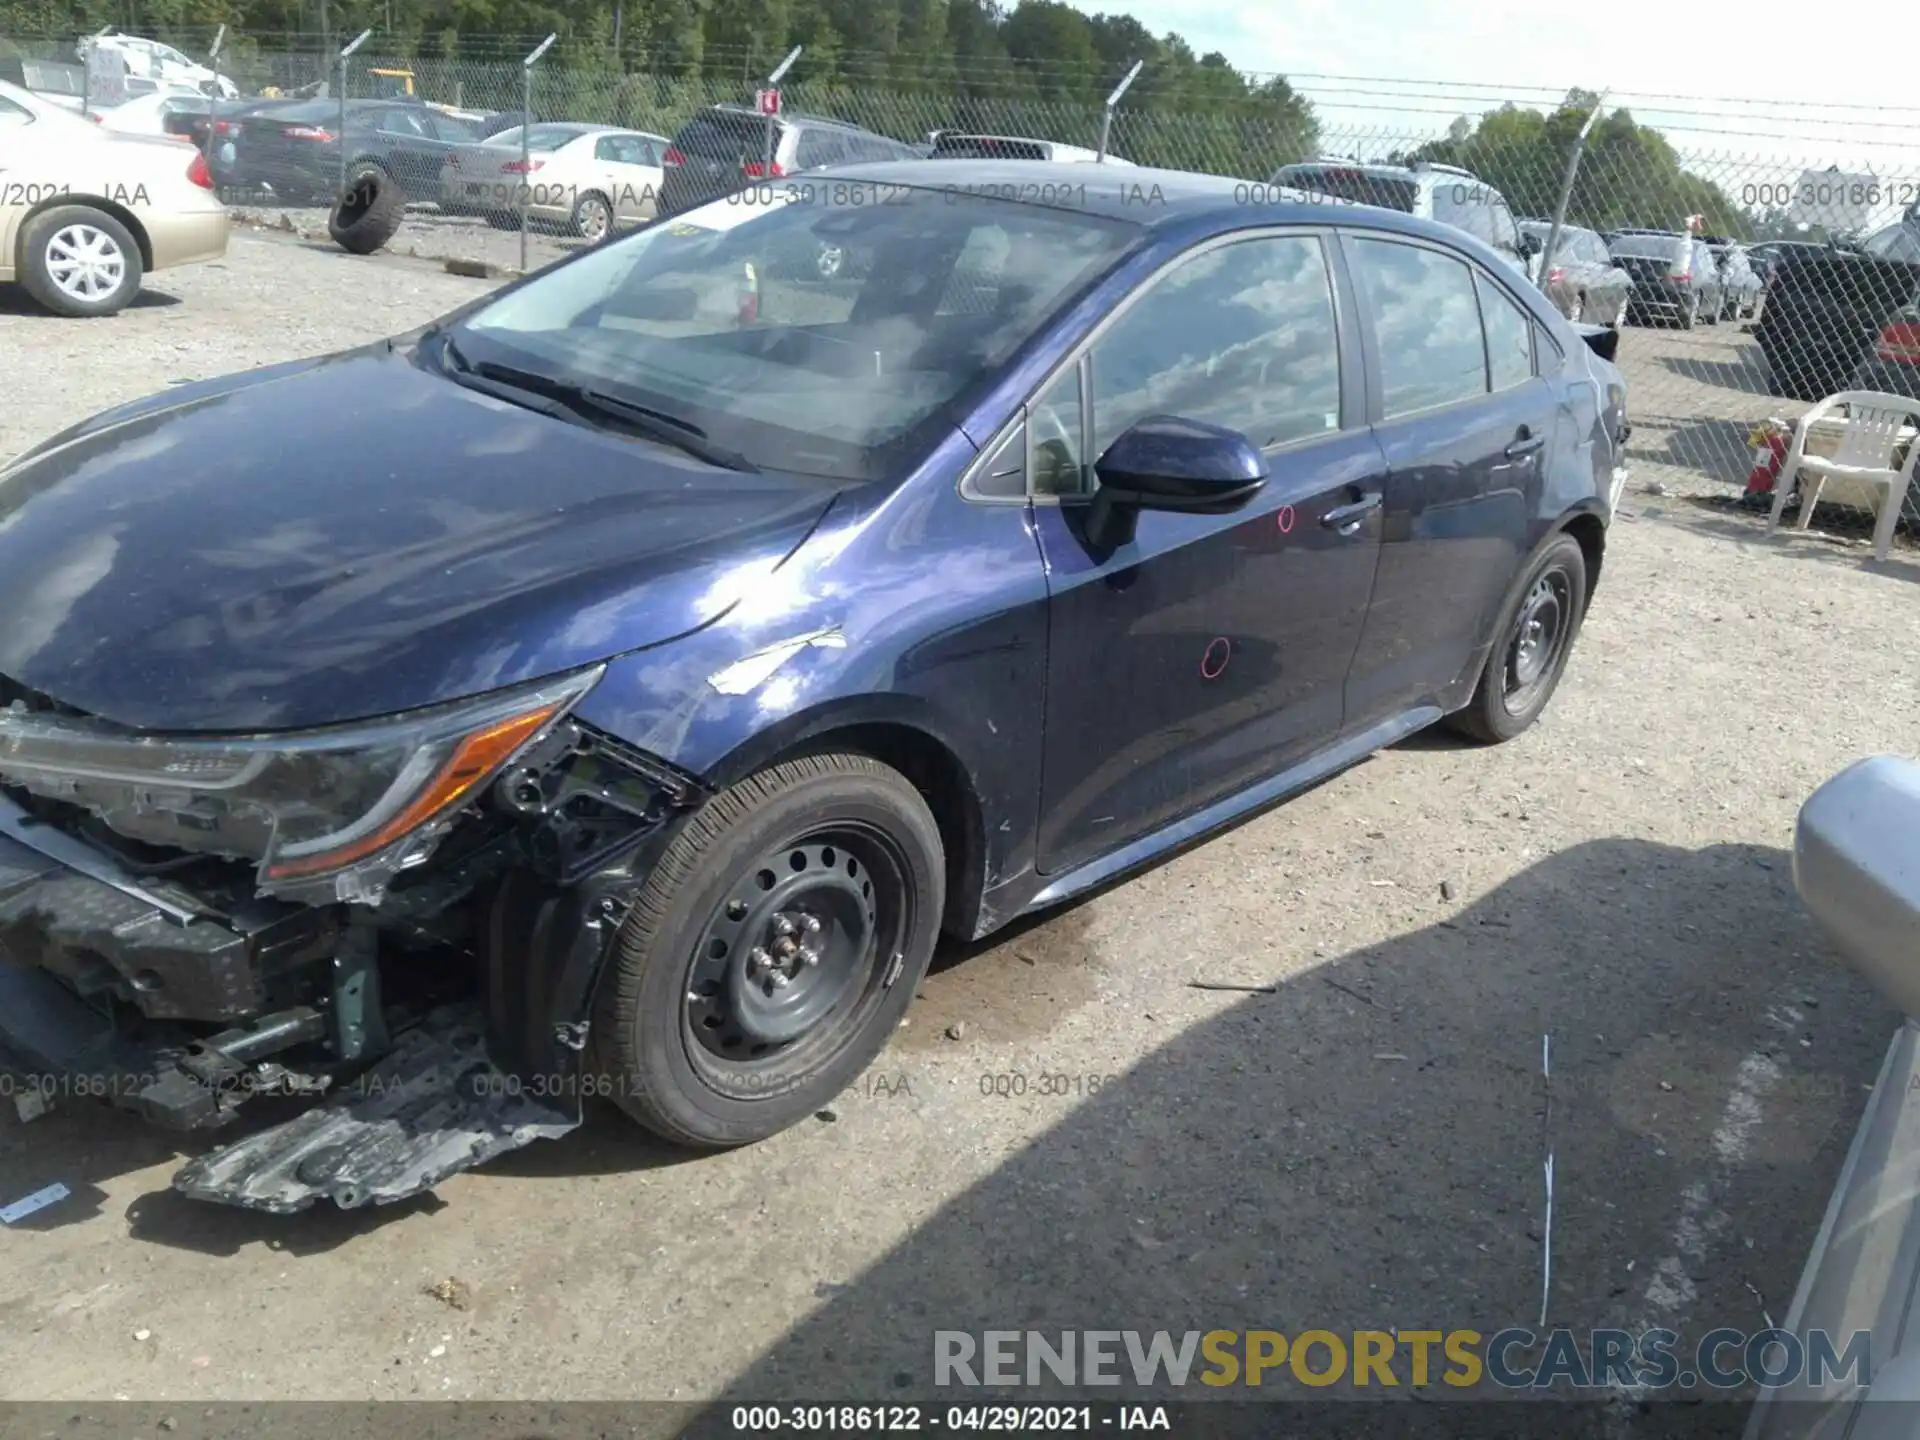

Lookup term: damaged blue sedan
[0,161,1629,1211]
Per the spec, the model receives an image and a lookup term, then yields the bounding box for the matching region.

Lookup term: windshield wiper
[439,334,759,472]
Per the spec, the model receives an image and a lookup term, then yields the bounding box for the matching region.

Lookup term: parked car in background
[88,90,212,146]
[439,123,669,240]
[1745,756,1920,1440]
[1611,230,1723,328]
[1756,213,1920,399]
[0,78,227,316]
[1517,220,1631,327]
[1269,159,1532,277]
[0,161,1626,1214]
[657,103,920,218]
[0,57,86,111]
[925,131,1135,165]
[1712,242,1763,319]
[217,96,491,204]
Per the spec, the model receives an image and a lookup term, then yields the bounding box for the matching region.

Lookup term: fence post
[521,33,558,273]
[1537,92,1608,301]
[761,45,802,175]
[338,28,374,195]
[206,25,225,175]
[1096,60,1142,163]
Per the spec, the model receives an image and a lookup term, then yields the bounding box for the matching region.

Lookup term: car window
[1350,237,1488,418]
[634,136,663,166]
[797,130,849,168]
[1275,165,1417,211]
[1086,234,1342,463]
[429,114,481,142]
[1609,233,1685,262]
[594,135,624,162]
[1029,362,1085,497]
[381,107,431,137]
[1477,273,1533,392]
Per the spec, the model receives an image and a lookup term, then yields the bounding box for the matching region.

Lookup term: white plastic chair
[1766,391,1920,561]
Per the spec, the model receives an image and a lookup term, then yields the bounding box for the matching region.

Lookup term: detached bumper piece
[172,1009,578,1214]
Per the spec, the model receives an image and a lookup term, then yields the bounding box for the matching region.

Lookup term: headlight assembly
[0,667,603,904]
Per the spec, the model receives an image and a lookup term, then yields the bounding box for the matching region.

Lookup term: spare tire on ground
[328,168,406,255]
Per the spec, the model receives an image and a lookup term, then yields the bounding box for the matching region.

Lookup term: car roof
[801,159,1532,254]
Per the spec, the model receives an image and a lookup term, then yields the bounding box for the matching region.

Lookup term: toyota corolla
[0,161,1630,1212]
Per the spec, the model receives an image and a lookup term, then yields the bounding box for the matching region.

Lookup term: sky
[1100,0,1920,192]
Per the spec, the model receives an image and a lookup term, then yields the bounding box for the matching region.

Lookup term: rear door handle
[1506,432,1546,460]
[1321,492,1383,534]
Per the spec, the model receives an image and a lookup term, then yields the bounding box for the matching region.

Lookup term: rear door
[1342,231,1559,724]
[1029,228,1389,875]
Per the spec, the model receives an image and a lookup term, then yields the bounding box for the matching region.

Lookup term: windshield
[1609,233,1686,261]
[1274,166,1417,211]
[453,182,1139,481]
[1861,222,1920,263]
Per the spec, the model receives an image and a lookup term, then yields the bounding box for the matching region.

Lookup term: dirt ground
[0,234,1916,1430]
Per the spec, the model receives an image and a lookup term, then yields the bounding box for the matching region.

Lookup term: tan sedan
[0,78,227,317]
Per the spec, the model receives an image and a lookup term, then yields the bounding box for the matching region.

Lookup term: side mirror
[1794,755,1920,1017]
[1084,415,1268,550]
[1520,231,1544,256]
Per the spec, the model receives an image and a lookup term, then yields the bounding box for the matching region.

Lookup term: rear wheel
[1446,534,1589,745]
[593,751,945,1148]
[568,190,613,242]
[19,205,143,317]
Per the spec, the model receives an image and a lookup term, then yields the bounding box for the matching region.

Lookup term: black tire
[1678,292,1699,330]
[568,190,613,242]
[592,751,945,1149]
[19,205,144,317]
[1446,533,1590,745]
[328,167,406,254]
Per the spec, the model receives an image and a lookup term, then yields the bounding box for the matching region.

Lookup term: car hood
[0,349,842,732]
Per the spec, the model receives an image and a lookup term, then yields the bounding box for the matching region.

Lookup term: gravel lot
[1,234,1917,1430]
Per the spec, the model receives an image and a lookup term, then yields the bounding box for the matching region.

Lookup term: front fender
[570,441,1051,935]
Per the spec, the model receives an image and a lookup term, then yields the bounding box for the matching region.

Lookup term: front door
[1030,230,1388,877]
[1340,234,1562,724]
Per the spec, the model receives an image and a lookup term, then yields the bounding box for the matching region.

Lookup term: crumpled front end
[0,668,707,1214]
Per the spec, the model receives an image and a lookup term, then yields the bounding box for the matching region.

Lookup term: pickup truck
[1753,211,1920,400]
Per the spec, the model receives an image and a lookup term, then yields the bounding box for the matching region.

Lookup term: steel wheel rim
[580,198,609,240]
[1502,568,1572,713]
[46,224,125,301]
[682,824,908,1097]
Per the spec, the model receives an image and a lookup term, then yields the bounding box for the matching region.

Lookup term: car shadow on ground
[1624,417,1756,484]
[0,835,1890,1299]
[666,836,1891,1437]
[0,287,181,317]
[1655,352,1771,398]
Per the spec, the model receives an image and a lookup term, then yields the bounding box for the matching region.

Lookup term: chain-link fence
[10,26,1920,543]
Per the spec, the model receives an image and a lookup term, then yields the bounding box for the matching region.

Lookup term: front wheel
[592,751,945,1148]
[19,205,143,317]
[1446,533,1590,745]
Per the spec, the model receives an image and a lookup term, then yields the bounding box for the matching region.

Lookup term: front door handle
[1321,492,1383,534]
[1506,432,1546,460]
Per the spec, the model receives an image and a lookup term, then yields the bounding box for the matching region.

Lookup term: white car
[87,90,211,137]
[0,79,228,316]
[439,122,668,240]
[78,33,237,99]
